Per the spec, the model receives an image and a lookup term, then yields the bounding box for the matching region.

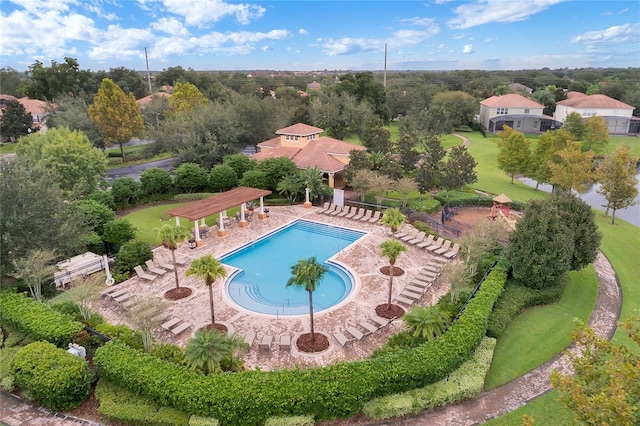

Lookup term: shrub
[407,198,441,214]
[96,378,191,426]
[94,265,507,425]
[209,164,238,192]
[87,189,116,210]
[95,322,144,350]
[111,177,140,207]
[0,346,20,391]
[140,167,173,196]
[11,341,91,411]
[264,416,315,426]
[115,240,153,274]
[239,169,268,190]
[174,193,215,202]
[103,219,137,246]
[175,163,209,193]
[0,291,84,347]
[412,220,435,236]
[223,153,256,179]
[189,415,220,426]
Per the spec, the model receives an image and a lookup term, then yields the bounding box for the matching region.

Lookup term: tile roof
[253,134,366,173]
[275,123,323,136]
[565,91,588,99]
[136,92,171,105]
[556,94,633,110]
[480,93,544,108]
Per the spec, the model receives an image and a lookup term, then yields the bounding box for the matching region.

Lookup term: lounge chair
[145,260,167,275]
[425,237,444,252]
[443,243,461,259]
[333,331,351,347]
[318,202,331,213]
[408,232,428,245]
[359,321,378,336]
[398,229,418,242]
[259,335,273,352]
[416,234,435,249]
[324,204,339,215]
[155,257,174,271]
[345,206,358,219]
[351,208,366,220]
[394,224,413,239]
[346,326,364,341]
[161,317,181,331]
[279,335,291,351]
[433,240,453,255]
[171,322,192,336]
[134,265,156,281]
[329,205,346,216]
[369,315,389,328]
[359,210,373,221]
[337,206,353,217]
[368,211,381,223]
[244,331,256,347]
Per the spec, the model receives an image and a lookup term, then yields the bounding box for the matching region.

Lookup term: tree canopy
[0,99,33,141]
[596,144,639,224]
[495,126,531,184]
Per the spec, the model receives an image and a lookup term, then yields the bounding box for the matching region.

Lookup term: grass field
[0,142,17,155]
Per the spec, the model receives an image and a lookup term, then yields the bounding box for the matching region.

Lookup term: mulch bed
[295,332,330,353]
[199,323,229,333]
[379,266,405,276]
[375,303,405,319]
[164,287,193,300]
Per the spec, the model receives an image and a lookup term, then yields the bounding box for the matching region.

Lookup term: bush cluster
[407,198,441,214]
[433,193,525,211]
[11,341,91,411]
[264,416,315,426]
[0,291,84,347]
[363,337,496,420]
[94,265,506,425]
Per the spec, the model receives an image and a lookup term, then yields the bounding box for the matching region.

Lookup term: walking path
[0,253,622,425]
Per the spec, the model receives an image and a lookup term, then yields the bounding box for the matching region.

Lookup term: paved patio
[94,204,452,370]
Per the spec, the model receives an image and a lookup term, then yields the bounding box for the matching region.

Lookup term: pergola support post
[258,197,268,220]
[217,211,228,238]
[238,202,248,228]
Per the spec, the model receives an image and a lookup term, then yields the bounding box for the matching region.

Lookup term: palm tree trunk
[171,249,180,289]
[387,263,395,310]
[308,291,315,342]
[208,283,216,325]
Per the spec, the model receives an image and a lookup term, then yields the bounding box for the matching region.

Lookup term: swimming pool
[222,220,365,316]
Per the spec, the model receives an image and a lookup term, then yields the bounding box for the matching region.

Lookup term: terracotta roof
[253,136,366,174]
[480,94,543,108]
[275,123,323,136]
[18,97,47,115]
[166,187,272,221]
[0,94,18,102]
[565,91,588,99]
[556,94,633,110]
[136,92,171,105]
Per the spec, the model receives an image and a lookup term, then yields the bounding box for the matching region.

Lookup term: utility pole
[383,43,387,88]
[145,47,152,95]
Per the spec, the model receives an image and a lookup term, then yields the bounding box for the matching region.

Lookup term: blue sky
[1,0,639,72]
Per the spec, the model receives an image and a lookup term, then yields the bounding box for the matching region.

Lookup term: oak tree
[584,115,609,151]
[89,78,144,161]
[549,142,596,192]
[495,126,531,184]
[596,144,639,224]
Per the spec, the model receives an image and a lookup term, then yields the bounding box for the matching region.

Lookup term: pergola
[166,187,272,242]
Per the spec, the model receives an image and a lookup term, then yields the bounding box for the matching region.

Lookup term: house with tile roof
[554,92,639,135]
[0,94,48,131]
[252,123,366,188]
[479,93,559,133]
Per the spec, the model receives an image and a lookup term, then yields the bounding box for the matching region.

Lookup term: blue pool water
[222,220,365,316]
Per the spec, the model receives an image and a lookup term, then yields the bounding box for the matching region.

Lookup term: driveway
[105,158,175,181]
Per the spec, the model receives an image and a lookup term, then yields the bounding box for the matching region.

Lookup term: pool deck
[94,205,452,370]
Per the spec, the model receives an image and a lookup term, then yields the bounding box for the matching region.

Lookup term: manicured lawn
[123,202,241,246]
[0,142,17,155]
[484,266,598,389]
[484,391,575,425]
[441,133,464,148]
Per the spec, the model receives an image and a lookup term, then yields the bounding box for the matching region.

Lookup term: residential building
[479,93,558,133]
[252,123,366,188]
[0,94,48,130]
[554,92,638,135]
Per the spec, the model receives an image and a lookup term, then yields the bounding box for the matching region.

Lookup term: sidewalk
[0,252,621,425]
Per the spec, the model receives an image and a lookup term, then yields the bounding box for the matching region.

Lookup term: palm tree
[185,329,249,375]
[155,224,191,289]
[186,254,227,326]
[402,305,449,340]
[303,166,329,204]
[287,256,328,343]
[380,207,406,233]
[380,239,408,310]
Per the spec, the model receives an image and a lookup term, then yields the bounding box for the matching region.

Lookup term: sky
[1,0,639,72]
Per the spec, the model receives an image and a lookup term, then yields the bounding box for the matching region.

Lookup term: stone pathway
[0,250,621,425]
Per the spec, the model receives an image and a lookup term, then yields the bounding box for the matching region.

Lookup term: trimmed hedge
[363,337,496,420]
[94,265,506,425]
[11,341,91,411]
[0,291,84,347]
[264,416,315,426]
[434,193,525,211]
[486,281,564,338]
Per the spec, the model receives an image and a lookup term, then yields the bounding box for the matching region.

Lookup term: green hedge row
[94,264,506,425]
[433,194,525,211]
[11,341,91,411]
[0,291,85,347]
[363,337,496,420]
[487,281,564,338]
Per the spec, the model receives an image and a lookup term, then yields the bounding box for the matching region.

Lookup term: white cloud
[448,0,567,29]
[484,36,498,43]
[299,28,308,35]
[453,33,465,40]
[151,17,189,36]
[462,44,474,54]
[399,16,437,27]
[571,23,640,45]
[320,37,380,56]
[393,28,440,46]
[161,0,265,27]
[88,25,154,61]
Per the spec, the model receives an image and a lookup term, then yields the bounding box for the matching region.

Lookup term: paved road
[105,157,175,181]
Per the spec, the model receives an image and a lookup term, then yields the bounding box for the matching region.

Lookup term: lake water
[518,166,640,227]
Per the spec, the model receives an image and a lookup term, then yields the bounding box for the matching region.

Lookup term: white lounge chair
[443,243,461,259]
[433,240,453,255]
[407,231,427,245]
[279,335,291,351]
[345,206,358,219]
[359,210,373,221]
[416,234,435,249]
[425,237,444,252]
[318,202,331,214]
[145,260,167,275]
[134,265,156,281]
[329,205,346,216]
[259,335,273,352]
[155,257,174,271]
[399,228,419,242]
[351,208,366,220]
[368,211,381,223]
[394,224,413,239]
